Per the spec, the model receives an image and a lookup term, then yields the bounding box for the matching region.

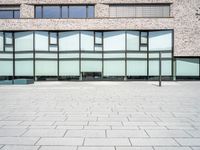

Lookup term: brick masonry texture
[0,0,200,56]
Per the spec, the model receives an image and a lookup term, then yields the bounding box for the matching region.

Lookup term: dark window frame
[35,5,95,19]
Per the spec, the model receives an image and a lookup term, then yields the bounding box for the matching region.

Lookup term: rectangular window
[49,32,58,51]
[140,32,148,51]
[35,5,94,19]
[4,32,13,51]
[109,4,170,18]
[94,32,103,51]
[69,6,86,18]
[0,7,20,19]
[43,6,60,19]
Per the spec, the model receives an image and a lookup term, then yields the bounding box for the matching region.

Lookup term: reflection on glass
[43,6,60,19]
[69,6,86,18]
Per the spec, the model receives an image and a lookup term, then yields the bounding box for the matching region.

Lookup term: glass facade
[0,30,198,80]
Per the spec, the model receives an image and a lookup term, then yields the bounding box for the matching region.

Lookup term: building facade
[0,0,200,81]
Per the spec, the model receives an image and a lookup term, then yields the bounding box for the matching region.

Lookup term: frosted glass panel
[5,46,13,52]
[104,53,125,59]
[127,31,139,51]
[0,61,13,76]
[15,32,33,51]
[15,54,33,59]
[162,60,172,76]
[49,45,58,51]
[149,60,159,76]
[0,32,3,51]
[35,31,48,51]
[36,61,57,76]
[81,53,102,59]
[104,31,125,51]
[59,32,79,51]
[95,45,102,51]
[50,32,57,44]
[81,61,102,72]
[104,61,125,76]
[5,33,13,45]
[15,61,33,76]
[149,31,172,51]
[95,32,102,44]
[127,60,147,76]
[59,61,79,76]
[176,58,199,76]
[81,31,94,51]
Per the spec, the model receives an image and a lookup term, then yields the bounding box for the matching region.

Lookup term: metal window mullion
[12,32,15,84]
[147,31,149,79]
[57,32,59,80]
[125,31,127,80]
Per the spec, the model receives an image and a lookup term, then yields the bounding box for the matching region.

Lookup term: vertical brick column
[20,3,35,18]
[95,3,109,18]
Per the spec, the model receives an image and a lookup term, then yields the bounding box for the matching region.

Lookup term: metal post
[159,51,162,87]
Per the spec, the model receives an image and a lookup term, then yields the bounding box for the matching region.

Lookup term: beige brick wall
[0,0,200,56]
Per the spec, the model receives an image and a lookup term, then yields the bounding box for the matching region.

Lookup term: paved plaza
[0,81,200,150]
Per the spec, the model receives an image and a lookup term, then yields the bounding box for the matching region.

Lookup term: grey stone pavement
[0,81,200,150]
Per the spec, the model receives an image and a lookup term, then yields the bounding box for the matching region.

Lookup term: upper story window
[109,4,170,18]
[0,6,20,19]
[35,5,95,19]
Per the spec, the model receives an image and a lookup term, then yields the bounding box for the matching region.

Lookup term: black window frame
[35,5,95,19]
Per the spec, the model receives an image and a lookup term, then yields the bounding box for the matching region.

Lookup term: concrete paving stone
[0,121,21,126]
[35,116,66,121]
[89,122,122,126]
[84,138,131,146]
[4,116,37,121]
[192,147,200,150]
[0,129,27,136]
[185,130,200,137]
[20,121,54,126]
[116,147,154,150]
[123,122,157,126]
[36,138,84,146]
[55,122,88,126]
[1,125,29,129]
[153,147,192,150]
[65,130,105,137]
[111,126,139,130]
[0,137,39,145]
[146,130,191,137]
[130,138,179,146]
[78,147,115,150]
[39,146,77,150]
[175,138,200,146]
[0,145,39,150]
[28,125,56,129]
[107,130,148,137]
[84,125,111,130]
[56,126,83,129]
[23,129,66,137]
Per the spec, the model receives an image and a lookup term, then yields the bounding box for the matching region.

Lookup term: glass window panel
[43,6,60,18]
[104,61,125,76]
[140,46,147,51]
[5,33,13,45]
[127,60,147,76]
[15,32,33,51]
[141,32,147,44]
[59,61,79,76]
[0,11,13,19]
[15,61,33,76]
[36,61,57,76]
[35,31,49,51]
[87,6,94,18]
[49,45,58,51]
[95,32,102,44]
[14,10,20,18]
[104,31,125,51]
[69,6,86,18]
[149,31,172,51]
[176,58,199,76]
[95,45,102,51]
[50,32,57,45]
[5,45,13,51]
[59,31,79,51]
[62,6,68,18]
[0,32,3,51]
[81,31,94,51]
[0,61,13,76]
[127,31,139,51]
[35,6,42,18]
[81,61,102,72]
